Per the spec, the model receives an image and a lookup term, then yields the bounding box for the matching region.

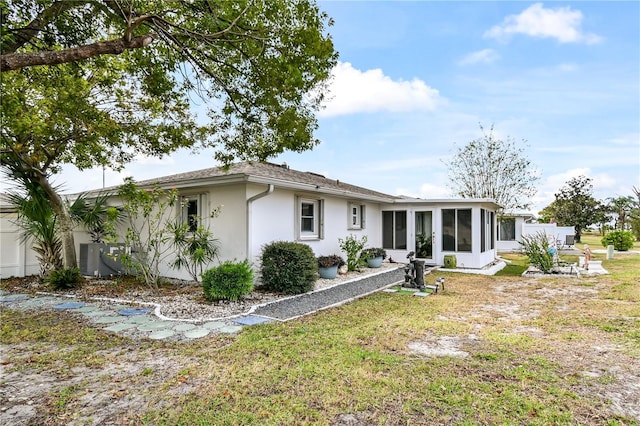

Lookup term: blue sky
[60,1,639,213]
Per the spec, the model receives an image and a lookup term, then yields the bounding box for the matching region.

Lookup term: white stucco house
[0,193,41,278]
[1,162,503,279]
[496,211,576,252]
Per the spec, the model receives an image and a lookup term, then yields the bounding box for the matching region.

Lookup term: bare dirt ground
[1,271,639,424]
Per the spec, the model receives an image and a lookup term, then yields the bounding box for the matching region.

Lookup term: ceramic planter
[366,256,383,268]
[318,265,338,279]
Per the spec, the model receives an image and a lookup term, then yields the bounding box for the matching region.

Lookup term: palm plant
[7,189,63,277]
[68,191,121,243]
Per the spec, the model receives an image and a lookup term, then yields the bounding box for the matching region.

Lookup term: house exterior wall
[0,212,40,278]
[248,184,383,265]
[496,216,528,252]
[522,224,575,246]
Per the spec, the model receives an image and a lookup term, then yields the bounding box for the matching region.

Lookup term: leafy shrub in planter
[360,247,387,260]
[338,234,367,271]
[202,260,254,302]
[601,230,635,251]
[261,241,317,294]
[317,254,345,268]
[47,267,82,290]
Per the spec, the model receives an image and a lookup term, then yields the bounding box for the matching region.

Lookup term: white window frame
[348,202,366,230]
[297,197,323,240]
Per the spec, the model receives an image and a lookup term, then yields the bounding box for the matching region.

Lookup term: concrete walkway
[0,267,406,341]
[0,291,260,341]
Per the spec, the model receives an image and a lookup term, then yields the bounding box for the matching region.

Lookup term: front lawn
[2,252,639,425]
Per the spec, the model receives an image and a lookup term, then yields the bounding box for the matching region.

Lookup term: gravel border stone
[252,266,405,320]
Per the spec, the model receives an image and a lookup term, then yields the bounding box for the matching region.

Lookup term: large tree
[1,0,337,268]
[606,195,636,231]
[446,124,540,212]
[542,175,606,242]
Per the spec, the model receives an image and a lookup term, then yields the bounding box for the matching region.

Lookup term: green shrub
[601,230,635,251]
[519,232,554,273]
[202,260,254,302]
[338,234,367,271]
[260,241,317,294]
[47,267,82,290]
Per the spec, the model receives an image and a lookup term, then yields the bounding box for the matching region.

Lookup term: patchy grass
[2,251,639,425]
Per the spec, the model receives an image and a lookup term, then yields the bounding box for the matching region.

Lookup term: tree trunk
[36,175,77,269]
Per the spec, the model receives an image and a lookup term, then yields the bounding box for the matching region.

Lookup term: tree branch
[0,35,155,71]
[2,0,86,54]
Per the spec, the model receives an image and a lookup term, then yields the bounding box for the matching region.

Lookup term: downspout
[246,184,275,263]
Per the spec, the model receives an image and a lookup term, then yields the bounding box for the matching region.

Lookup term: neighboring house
[496,212,575,252]
[2,162,502,279]
[496,212,536,252]
[0,193,40,278]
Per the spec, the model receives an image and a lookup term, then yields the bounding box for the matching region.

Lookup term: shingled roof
[133,161,397,202]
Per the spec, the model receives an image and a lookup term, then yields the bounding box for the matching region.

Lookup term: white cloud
[458,49,500,66]
[484,3,602,45]
[320,62,442,117]
[396,183,452,200]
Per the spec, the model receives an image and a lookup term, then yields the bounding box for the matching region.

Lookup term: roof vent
[280,162,289,170]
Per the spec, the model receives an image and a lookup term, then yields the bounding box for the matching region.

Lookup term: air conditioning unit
[79,243,128,277]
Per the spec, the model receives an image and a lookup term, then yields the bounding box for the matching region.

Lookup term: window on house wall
[499,218,516,241]
[442,208,472,252]
[481,209,494,252]
[298,197,323,240]
[348,202,366,230]
[181,195,202,232]
[382,210,407,249]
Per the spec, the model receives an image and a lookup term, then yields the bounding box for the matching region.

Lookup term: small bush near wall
[202,260,254,302]
[260,241,317,294]
[601,230,635,251]
[47,267,82,290]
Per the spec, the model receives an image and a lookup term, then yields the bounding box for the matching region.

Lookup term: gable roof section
[133,162,398,203]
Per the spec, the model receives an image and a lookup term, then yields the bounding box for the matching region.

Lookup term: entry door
[415,211,434,261]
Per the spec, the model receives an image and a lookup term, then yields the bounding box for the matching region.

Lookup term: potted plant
[360,247,387,268]
[317,254,345,279]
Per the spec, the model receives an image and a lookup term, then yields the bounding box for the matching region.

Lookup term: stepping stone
[125,316,154,324]
[173,323,197,332]
[138,321,173,332]
[103,322,138,332]
[81,310,113,317]
[413,292,431,297]
[93,316,123,324]
[183,328,210,339]
[75,306,99,313]
[118,308,151,316]
[202,321,226,330]
[17,299,52,308]
[218,325,243,334]
[234,316,271,326]
[53,302,86,310]
[382,288,398,293]
[148,329,176,340]
[0,294,29,302]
